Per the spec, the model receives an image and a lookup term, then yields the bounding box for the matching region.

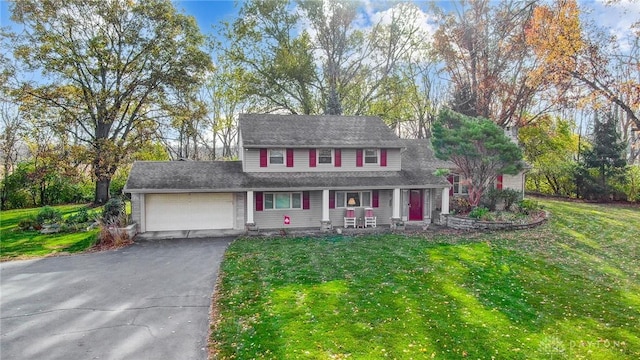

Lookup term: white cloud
[585,0,639,52]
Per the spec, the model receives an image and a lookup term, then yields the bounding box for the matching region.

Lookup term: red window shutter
[259,149,268,167]
[329,190,336,209]
[255,192,263,211]
[447,175,454,196]
[356,149,363,167]
[286,148,294,167]
[334,149,341,167]
[303,191,310,210]
[497,174,503,190]
[372,190,379,208]
[309,149,316,167]
[380,149,387,167]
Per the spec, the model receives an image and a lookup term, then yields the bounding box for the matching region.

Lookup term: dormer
[238,114,404,173]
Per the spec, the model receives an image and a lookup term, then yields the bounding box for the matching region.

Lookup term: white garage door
[145,193,234,231]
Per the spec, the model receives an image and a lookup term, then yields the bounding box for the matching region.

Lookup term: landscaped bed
[210,199,640,359]
[0,204,101,260]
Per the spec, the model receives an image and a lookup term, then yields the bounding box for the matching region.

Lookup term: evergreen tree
[432,109,523,206]
[577,111,627,199]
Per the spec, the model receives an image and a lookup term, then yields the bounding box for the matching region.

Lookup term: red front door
[409,190,423,221]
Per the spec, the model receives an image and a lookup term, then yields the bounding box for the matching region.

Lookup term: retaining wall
[444,211,548,231]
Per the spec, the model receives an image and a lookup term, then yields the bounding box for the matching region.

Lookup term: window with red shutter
[329,190,336,209]
[372,190,379,208]
[447,175,454,196]
[497,175,503,190]
[334,149,341,167]
[380,149,387,167]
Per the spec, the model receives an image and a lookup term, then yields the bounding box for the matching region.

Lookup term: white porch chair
[364,207,377,228]
[344,208,356,228]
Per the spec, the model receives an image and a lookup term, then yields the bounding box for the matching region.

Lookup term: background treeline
[1,0,638,210]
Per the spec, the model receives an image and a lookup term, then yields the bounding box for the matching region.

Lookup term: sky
[1,0,639,59]
[2,0,638,46]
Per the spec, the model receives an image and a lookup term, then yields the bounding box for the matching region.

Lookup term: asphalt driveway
[0,237,231,360]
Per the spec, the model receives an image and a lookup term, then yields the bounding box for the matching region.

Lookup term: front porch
[245,187,451,231]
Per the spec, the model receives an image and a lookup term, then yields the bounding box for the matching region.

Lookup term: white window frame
[269,149,284,165]
[317,148,333,165]
[452,174,469,195]
[364,149,378,164]
[264,192,302,210]
[335,191,372,208]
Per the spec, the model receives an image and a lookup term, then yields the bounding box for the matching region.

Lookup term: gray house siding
[131,193,142,231]
[253,191,323,228]
[502,172,525,194]
[242,148,402,173]
[250,190,397,229]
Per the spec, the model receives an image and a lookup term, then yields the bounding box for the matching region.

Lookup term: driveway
[0,237,231,360]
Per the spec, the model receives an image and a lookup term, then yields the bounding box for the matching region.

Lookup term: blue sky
[174,0,239,33]
[2,0,638,51]
[1,1,240,32]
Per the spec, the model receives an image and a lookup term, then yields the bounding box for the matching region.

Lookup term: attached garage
[144,193,234,232]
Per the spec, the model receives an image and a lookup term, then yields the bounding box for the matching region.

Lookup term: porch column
[392,188,401,219]
[246,190,254,225]
[322,190,330,222]
[320,189,332,231]
[441,187,450,215]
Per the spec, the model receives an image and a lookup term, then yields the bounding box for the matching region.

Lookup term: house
[124,114,454,234]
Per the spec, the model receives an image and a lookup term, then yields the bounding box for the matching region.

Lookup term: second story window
[318,149,332,164]
[365,149,378,164]
[269,149,284,165]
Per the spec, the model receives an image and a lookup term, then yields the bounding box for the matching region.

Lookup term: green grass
[0,204,99,261]
[211,199,640,359]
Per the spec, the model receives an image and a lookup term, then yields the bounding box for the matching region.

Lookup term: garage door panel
[145,193,234,231]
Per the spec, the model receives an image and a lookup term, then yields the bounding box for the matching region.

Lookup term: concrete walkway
[0,237,231,360]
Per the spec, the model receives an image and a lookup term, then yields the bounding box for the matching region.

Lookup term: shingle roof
[124,161,247,192]
[401,138,453,171]
[124,140,451,193]
[239,114,404,148]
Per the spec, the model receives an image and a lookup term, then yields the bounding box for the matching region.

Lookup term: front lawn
[211,199,640,359]
[0,204,99,261]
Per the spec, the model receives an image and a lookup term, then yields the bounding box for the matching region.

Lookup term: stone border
[109,223,137,239]
[444,211,548,231]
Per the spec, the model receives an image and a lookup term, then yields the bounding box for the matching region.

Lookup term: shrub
[482,188,501,211]
[17,217,39,231]
[452,196,472,214]
[102,198,125,226]
[96,218,131,249]
[501,189,522,210]
[36,206,63,225]
[469,206,490,220]
[518,199,541,215]
[65,207,93,225]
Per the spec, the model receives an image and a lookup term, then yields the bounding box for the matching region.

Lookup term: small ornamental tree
[432,109,524,207]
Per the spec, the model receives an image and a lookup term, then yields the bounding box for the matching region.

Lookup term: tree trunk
[94,178,111,205]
